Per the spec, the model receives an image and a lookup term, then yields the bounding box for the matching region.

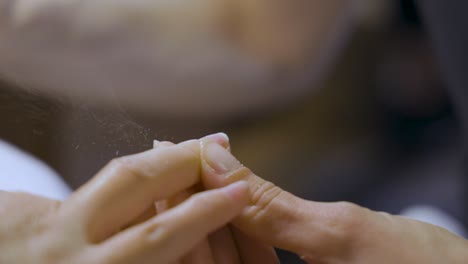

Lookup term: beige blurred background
[0,0,464,262]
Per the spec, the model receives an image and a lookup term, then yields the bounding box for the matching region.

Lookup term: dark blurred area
[0,0,465,263]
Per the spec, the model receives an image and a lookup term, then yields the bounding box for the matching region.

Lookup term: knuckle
[247,180,283,221]
[108,157,131,172]
[108,146,199,181]
[329,202,367,240]
[251,181,281,207]
[107,156,151,182]
[140,221,174,246]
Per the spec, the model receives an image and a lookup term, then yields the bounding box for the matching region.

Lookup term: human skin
[151,137,279,264]
[2,133,467,263]
[0,0,351,117]
[198,137,468,264]
[0,134,279,264]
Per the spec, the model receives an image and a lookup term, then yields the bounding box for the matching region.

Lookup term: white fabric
[401,205,466,238]
[0,140,71,200]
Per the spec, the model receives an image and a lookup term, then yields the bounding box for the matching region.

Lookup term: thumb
[200,140,372,261]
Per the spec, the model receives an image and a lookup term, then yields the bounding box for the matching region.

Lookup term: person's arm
[0,0,353,117]
[199,138,468,263]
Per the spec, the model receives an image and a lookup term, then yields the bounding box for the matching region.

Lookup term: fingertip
[153,140,174,149]
[200,148,224,190]
[201,132,230,149]
[200,159,226,191]
[222,181,249,204]
[200,141,245,193]
[202,142,242,174]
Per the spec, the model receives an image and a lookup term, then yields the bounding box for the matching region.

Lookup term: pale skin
[0,0,346,262]
[0,134,279,264]
[1,0,468,262]
[199,136,468,263]
[2,134,467,263]
[147,135,468,264]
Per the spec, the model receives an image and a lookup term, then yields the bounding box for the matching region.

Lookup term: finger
[153,140,175,148]
[202,132,230,150]
[127,140,199,229]
[162,186,217,264]
[121,141,173,229]
[181,239,215,264]
[208,226,242,264]
[121,204,157,230]
[153,133,230,153]
[93,182,250,264]
[200,140,372,259]
[126,139,176,227]
[152,154,191,219]
[65,143,200,243]
[176,133,231,157]
[158,137,229,264]
[157,201,214,264]
[231,227,279,264]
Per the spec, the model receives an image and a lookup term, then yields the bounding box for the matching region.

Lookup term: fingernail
[223,181,249,201]
[203,142,242,175]
[202,132,230,149]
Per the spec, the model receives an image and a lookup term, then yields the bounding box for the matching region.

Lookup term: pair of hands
[0,133,276,264]
[1,133,467,263]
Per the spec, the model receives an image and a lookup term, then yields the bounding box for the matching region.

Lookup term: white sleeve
[0,140,71,201]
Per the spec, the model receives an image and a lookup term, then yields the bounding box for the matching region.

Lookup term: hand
[0,139,249,264]
[157,187,279,264]
[153,135,279,264]
[199,138,468,263]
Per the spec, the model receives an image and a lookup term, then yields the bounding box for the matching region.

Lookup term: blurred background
[0,0,466,262]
